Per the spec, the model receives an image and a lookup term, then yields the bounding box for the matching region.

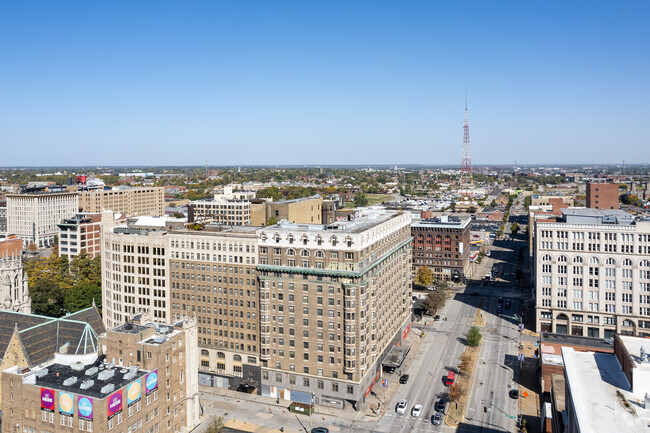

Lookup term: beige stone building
[250,195,323,226]
[6,191,79,247]
[79,187,165,216]
[256,209,412,409]
[1,315,199,433]
[101,217,180,329]
[168,226,261,391]
[535,209,650,339]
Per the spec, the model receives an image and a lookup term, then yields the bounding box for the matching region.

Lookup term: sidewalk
[517,329,540,432]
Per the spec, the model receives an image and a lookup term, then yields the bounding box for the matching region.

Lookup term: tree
[458,352,471,375]
[415,266,434,287]
[490,199,497,208]
[467,206,477,214]
[422,289,446,316]
[354,192,369,207]
[510,221,520,235]
[466,326,482,347]
[64,283,101,314]
[30,278,65,317]
[172,212,185,219]
[449,383,466,407]
[205,416,225,433]
[27,242,38,253]
[266,216,278,226]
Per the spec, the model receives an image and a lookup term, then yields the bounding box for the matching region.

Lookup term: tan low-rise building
[250,195,323,226]
[79,187,165,216]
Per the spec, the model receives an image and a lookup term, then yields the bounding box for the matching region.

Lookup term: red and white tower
[459,99,475,201]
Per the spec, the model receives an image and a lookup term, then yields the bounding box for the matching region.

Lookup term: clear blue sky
[1,1,649,166]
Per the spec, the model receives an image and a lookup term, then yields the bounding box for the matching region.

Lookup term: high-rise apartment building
[168,226,261,391]
[58,213,103,259]
[78,187,165,216]
[255,210,412,409]
[586,182,619,210]
[101,217,183,329]
[6,191,79,247]
[411,215,471,283]
[535,209,650,339]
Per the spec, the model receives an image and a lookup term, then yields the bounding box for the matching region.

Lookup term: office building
[188,199,251,226]
[58,213,103,260]
[535,209,650,338]
[168,225,261,391]
[78,187,165,216]
[586,182,619,210]
[101,217,181,329]
[6,191,79,247]
[249,195,323,226]
[411,215,471,283]
[256,210,412,409]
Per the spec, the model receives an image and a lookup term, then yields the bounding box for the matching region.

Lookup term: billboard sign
[40,388,55,412]
[145,370,158,395]
[127,379,142,406]
[58,392,74,415]
[78,396,93,420]
[107,390,122,420]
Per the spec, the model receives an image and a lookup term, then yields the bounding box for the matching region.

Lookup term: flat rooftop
[562,347,650,432]
[27,358,149,400]
[412,216,470,229]
[270,209,404,234]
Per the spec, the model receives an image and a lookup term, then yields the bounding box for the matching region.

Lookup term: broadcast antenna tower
[459,96,475,201]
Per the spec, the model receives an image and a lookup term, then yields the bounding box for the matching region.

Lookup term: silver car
[432,411,442,425]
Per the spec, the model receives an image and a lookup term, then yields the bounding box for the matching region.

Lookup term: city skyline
[1,1,649,166]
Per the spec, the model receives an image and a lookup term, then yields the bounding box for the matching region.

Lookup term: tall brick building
[586,182,619,210]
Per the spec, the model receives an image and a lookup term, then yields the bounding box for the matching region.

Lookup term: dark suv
[399,374,409,384]
[435,398,446,413]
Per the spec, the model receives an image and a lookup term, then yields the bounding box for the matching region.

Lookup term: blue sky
[1,1,649,166]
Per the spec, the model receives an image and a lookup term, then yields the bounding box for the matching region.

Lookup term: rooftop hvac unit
[100,384,115,395]
[105,362,115,369]
[124,372,136,381]
[80,379,94,390]
[63,376,78,386]
[98,369,115,381]
[35,369,49,378]
[85,367,99,376]
[70,362,84,371]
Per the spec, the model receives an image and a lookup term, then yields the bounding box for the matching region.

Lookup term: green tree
[354,192,369,207]
[467,326,482,347]
[510,221,520,235]
[415,266,434,287]
[172,212,185,219]
[30,278,65,317]
[266,216,278,226]
[490,199,497,208]
[64,283,101,314]
[205,416,225,433]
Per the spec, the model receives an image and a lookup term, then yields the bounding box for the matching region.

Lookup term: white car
[396,399,408,414]
[411,404,422,417]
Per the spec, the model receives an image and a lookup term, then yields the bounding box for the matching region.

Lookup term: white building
[101,216,181,329]
[6,191,79,247]
[535,209,650,339]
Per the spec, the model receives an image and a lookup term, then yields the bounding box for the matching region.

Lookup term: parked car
[432,411,443,425]
[435,398,446,413]
[434,315,441,321]
[509,389,519,399]
[396,399,408,414]
[399,374,409,384]
[311,429,329,433]
[411,404,422,417]
[498,296,504,304]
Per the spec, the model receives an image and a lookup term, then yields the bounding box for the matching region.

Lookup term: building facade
[255,210,412,409]
[188,199,251,226]
[168,226,261,392]
[101,218,173,329]
[6,192,79,247]
[58,213,103,260]
[0,237,31,313]
[79,187,165,216]
[586,182,619,210]
[535,209,650,339]
[250,195,324,226]
[1,315,199,433]
[411,215,471,283]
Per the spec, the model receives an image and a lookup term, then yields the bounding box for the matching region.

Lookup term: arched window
[558,255,568,263]
[606,258,616,266]
[201,349,209,356]
[300,250,310,257]
[622,319,635,327]
[573,256,584,264]
[217,352,226,359]
[315,250,324,258]
[542,254,552,262]
[623,258,633,267]
[589,257,600,265]
[641,260,650,268]
[556,313,569,321]
[233,354,242,362]
[287,249,296,256]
